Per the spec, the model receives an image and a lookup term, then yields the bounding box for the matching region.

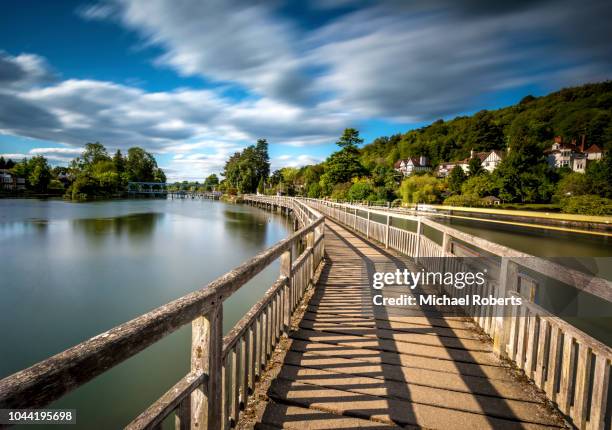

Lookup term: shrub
[443,194,482,207]
[559,195,612,215]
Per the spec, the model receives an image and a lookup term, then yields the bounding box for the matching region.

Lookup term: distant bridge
[127,182,167,195]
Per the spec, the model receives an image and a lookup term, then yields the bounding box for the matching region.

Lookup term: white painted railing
[302,197,611,430]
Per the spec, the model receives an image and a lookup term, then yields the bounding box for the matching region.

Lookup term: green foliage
[330,182,351,200]
[559,195,612,215]
[336,128,363,150]
[203,174,219,191]
[65,143,164,199]
[444,194,482,207]
[461,172,496,198]
[467,157,484,176]
[554,172,591,200]
[347,178,375,201]
[400,175,444,204]
[10,156,52,193]
[447,165,466,194]
[360,81,611,170]
[222,140,270,193]
[307,182,322,198]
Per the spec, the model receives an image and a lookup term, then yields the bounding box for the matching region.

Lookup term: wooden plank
[558,334,576,414]
[572,342,592,429]
[544,325,562,401]
[588,355,610,430]
[126,372,204,430]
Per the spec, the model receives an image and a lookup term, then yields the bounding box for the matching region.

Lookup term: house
[434,162,461,178]
[0,169,26,191]
[481,195,501,205]
[546,136,605,173]
[394,156,432,176]
[435,149,505,178]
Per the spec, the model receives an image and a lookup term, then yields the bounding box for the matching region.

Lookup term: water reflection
[71,212,164,241]
[223,208,273,246]
[0,199,292,429]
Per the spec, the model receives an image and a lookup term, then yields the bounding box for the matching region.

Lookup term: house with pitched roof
[393,156,432,176]
[434,149,505,177]
[546,136,605,173]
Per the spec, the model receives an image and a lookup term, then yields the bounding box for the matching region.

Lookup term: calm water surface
[0,198,292,429]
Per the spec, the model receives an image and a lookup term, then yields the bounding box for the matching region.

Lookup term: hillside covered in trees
[360,81,612,170]
[220,81,612,215]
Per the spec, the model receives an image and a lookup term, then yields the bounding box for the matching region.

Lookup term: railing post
[353,208,357,230]
[442,232,450,255]
[414,218,422,261]
[494,258,518,357]
[191,304,223,430]
[306,231,315,285]
[366,211,370,239]
[385,215,390,248]
[281,249,292,332]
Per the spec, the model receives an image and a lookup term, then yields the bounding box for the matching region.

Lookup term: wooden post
[306,231,314,285]
[366,211,370,239]
[281,250,292,332]
[191,304,223,430]
[414,218,422,261]
[384,215,390,248]
[493,259,518,357]
[442,232,450,255]
[353,208,357,230]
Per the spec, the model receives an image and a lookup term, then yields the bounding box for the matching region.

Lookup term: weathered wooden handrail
[303,197,611,430]
[0,196,324,430]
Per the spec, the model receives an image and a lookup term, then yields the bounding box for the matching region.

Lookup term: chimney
[554,136,562,144]
[470,149,475,159]
[580,135,586,152]
[419,155,428,166]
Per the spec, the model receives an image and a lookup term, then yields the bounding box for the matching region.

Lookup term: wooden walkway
[254,219,566,429]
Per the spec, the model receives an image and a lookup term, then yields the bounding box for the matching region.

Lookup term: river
[0,198,292,429]
[1,198,611,428]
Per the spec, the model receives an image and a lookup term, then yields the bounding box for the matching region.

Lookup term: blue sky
[1,0,611,181]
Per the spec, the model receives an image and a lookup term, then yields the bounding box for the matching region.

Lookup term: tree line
[217,81,611,215]
[2,143,166,200]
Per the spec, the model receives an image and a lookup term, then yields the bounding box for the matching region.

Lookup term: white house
[394,156,432,176]
[435,149,504,177]
[546,136,605,173]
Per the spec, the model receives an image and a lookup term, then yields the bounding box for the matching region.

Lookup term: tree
[0,156,5,169]
[347,178,375,201]
[126,147,162,182]
[204,174,219,191]
[448,166,466,194]
[11,156,52,193]
[336,128,363,150]
[80,142,111,168]
[113,150,125,174]
[400,175,443,204]
[554,172,591,200]
[28,156,52,193]
[467,157,484,176]
[461,173,496,197]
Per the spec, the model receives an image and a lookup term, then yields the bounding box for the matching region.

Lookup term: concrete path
[254,220,566,429]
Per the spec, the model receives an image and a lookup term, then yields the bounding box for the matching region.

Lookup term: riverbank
[425,205,612,232]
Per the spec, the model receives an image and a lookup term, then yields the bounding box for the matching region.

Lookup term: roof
[585,144,603,153]
[394,157,429,168]
[482,195,501,202]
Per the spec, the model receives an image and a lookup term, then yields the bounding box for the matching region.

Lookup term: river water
[1,198,611,428]
[0,198,292,428]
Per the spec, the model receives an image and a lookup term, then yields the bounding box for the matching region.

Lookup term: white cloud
[272,154,324,170]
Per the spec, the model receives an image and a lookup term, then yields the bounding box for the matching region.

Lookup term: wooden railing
[0,197,324,430]
[303,197,611,430]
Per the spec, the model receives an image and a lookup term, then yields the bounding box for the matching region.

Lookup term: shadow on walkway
[255,220,565,430]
